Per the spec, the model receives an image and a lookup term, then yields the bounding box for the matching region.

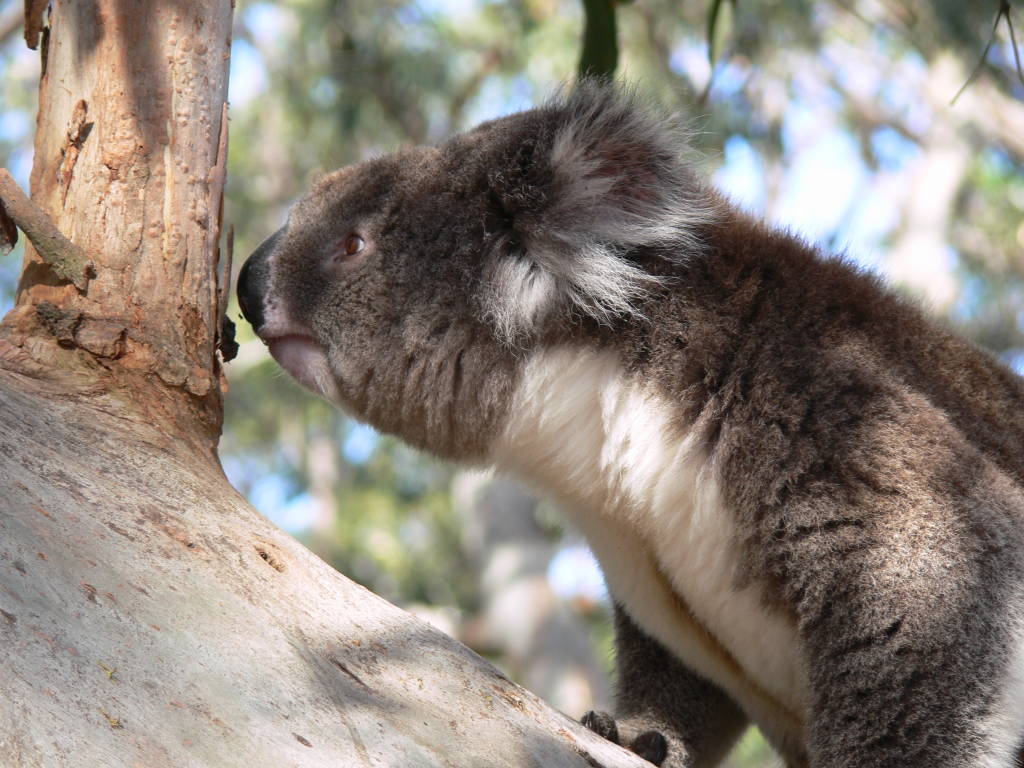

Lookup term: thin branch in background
[951,0,1021,105]
[1006,2,1024,87]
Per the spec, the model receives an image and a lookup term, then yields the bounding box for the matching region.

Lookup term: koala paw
[581,710,669,766]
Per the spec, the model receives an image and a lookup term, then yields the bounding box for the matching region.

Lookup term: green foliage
[313,439,476,607]
[723,728,775,768]
[706,0,736,69]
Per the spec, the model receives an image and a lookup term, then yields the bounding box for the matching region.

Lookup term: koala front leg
[583,603,748,767]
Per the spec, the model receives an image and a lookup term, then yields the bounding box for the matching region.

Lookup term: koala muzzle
[237,226,285,333]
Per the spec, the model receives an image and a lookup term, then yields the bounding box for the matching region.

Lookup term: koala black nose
[237,227,285,333]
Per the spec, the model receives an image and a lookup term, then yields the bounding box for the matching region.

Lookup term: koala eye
[336,233,366,260]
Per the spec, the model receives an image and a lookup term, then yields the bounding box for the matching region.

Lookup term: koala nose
[237,227,285,333]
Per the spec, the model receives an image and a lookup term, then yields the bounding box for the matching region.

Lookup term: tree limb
[0,168,93,290]
[578,0,619,80]
[951,0,1018,105]
[1005,1,1024,88]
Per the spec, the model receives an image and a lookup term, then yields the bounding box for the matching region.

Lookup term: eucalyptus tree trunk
[0,3,646,766]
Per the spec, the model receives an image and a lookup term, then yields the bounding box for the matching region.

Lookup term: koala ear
[484,81,716,344]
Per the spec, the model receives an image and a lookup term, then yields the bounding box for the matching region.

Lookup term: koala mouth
[264,334,337,399]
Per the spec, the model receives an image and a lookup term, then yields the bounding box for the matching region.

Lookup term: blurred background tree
[2,1,1022,764]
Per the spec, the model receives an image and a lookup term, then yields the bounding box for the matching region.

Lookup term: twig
[951,0,1018,105]
[1006,2,1024,88]
[0,169,94,290]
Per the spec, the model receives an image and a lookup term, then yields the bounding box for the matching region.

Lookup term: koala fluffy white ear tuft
[545,81,712,252]
[484,82,717,345]
[484,242,655,345]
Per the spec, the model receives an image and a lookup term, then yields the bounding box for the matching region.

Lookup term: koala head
[237,82,716,461]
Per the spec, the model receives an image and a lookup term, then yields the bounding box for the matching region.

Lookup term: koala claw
[581,710,620,743]
[581,711,668,766]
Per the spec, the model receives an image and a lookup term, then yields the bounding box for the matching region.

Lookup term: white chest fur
[492,346,808,743]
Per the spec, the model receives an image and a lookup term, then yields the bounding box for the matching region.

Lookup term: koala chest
[494,347,808,739]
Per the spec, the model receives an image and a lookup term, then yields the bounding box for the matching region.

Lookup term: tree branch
[1005,1,1024,88]
[578,0,618,80]
[951,0,1018,105]
[0,169,93,290]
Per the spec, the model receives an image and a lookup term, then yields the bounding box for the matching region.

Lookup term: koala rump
[238,82,1024,768]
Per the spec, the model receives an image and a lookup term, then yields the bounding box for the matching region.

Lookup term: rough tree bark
[0,3,647,766]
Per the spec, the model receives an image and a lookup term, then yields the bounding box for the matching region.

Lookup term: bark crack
[57,100,93,206]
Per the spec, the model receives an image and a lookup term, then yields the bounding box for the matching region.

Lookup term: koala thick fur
[237,82,1024,768]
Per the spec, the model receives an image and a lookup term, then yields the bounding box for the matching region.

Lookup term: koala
[236,82,1024,768]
